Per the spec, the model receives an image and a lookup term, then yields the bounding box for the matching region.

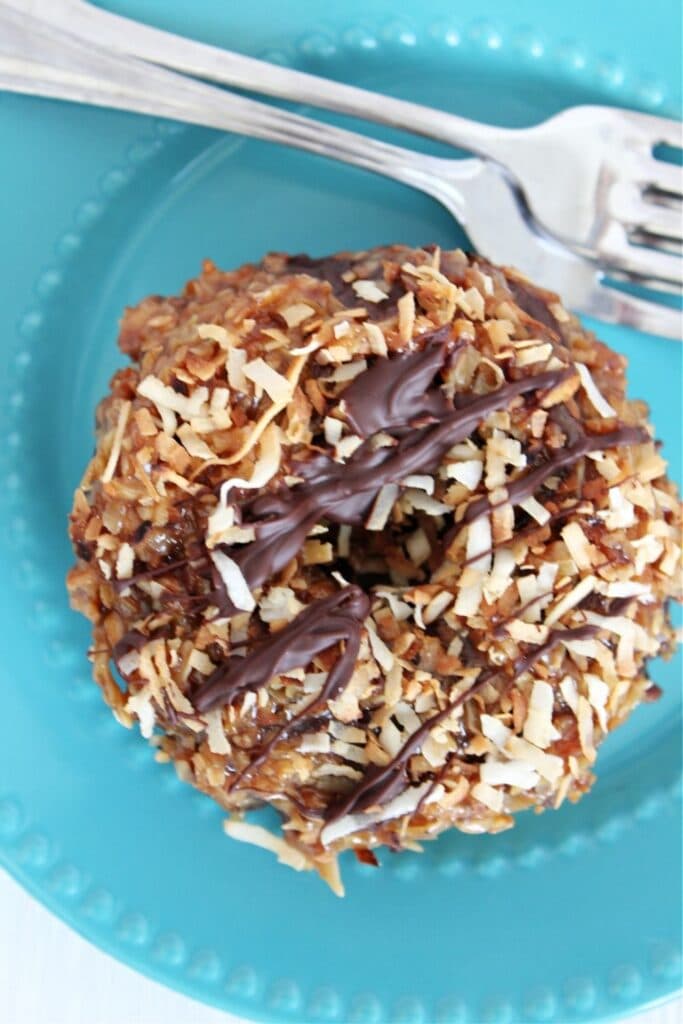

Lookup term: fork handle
[10,0,520,165]
[0,5,483,217]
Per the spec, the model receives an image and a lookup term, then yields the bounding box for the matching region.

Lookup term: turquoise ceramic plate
[0,1,681,1021]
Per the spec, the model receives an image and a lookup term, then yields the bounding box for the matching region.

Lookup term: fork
[13,0,683,291]
[0,5,679,340]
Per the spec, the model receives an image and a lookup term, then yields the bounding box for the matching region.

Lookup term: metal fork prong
[623,109,683,150]
[589,279,683,339]
[598,222,683,287]
[629,228,682,257]
[633,154,683,198]
[630,200,683,242]
[609,182,683,243]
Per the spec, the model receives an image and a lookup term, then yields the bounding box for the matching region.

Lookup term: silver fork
[13,0,683,291]
[0,5,679,340]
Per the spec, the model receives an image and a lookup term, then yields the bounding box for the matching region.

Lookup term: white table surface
[1,869,680,1024]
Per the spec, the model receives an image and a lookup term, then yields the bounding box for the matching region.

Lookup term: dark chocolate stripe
[460,425,648,527]
[193,585,369,713]
[323,625,599,824]
[224,368,572,602]
[341,326,452,437]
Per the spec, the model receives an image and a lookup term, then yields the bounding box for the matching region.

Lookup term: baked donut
[67,245,682,893]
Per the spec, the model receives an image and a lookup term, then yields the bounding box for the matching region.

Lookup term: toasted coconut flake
[530,409,548,438]
[138,376,208,421]
[211,550,255,612]
[455,578,483,617]
[320,780,438,846]
[582,611,656,655]
[324,416,343,445]
[404,489,452,516]
[117,650,139,678]
[224,819,308,870]
[602,581,651,600]
[576,696,597,762]
[176,424,215,461]
[601,487,636,530]
[126,685,155,739]
[484,547,517,603]
[204,708,230,754]
[115,542,135,580]
[506,736,563,784]
[366,620,394,672]
[515,343,553,366]
[331,740,367,765]
[216,423,282,509]
[281,302,316,328]
[366,484,399,531]
[329,721,366,744]
[586,674,609,732]
[352,280,388,303]
[446,459,483,491]
[519,495,550,525]
[243,358,293,404]
[559,675,579,715]
[480,714,512,749]
[376,589,412,622]
[326,359,368,384]
[507,620,549,645]
[398,291,416,342]
[259,586,304,624]
[379,718,403,757]
[335,435,363,461]
[545,574,597,627]
[561,522,594,570]
[365,322,388,355]
[523,680,560,749]
[471,781,504,812]
[402,474,435,494]
[101,400,131,483]
[575,362,617,418]
[300,732,331,754]
[406,528,431,565]
[481,758,540,790]
[394,702,422,735]
[197,322,232,347]
[333,319,350,339]
[423,591,454,625]
[465,516,492,573]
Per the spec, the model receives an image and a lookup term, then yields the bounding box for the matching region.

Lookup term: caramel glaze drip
[323,625,599,824]
[193,586,369,712]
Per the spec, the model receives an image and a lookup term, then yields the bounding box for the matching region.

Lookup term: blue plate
[0,2,681,1021]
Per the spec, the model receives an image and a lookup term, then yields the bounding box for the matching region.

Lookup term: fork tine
[634,155,683,198]
[630,200,683,241]
[585,278,682,339]
[609,183,683,242]
[598,223,682,287]
[624,110,683,149]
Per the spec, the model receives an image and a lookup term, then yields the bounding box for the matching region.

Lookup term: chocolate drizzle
[224,367,573,599]
[323,625,599,823]
[193,585,370,713]
[341,328,452,437]
[454,424,648,534]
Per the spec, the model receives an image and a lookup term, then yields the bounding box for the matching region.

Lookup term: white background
[1,869,680,1024]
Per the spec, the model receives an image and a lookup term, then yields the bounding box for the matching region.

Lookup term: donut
[67,245,682,894]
